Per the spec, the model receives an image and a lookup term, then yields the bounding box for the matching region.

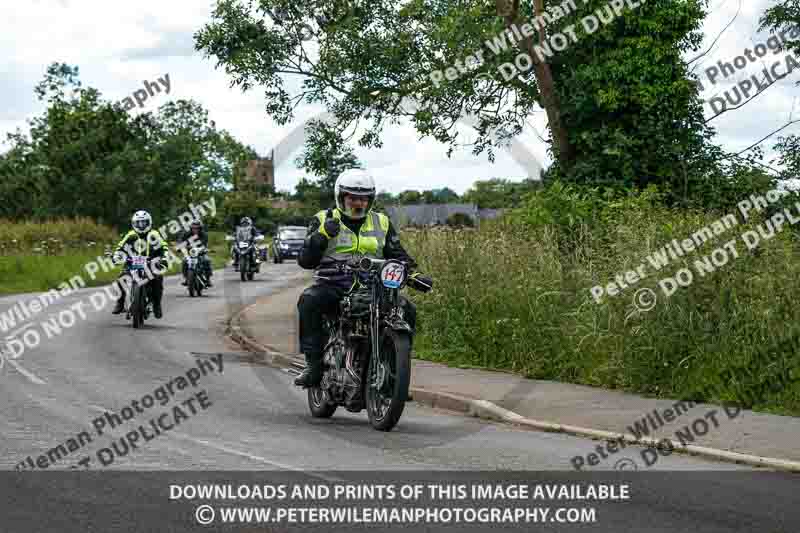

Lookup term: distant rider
[111,210,168,319]
[231,216,260,271]
[178,220,213,287]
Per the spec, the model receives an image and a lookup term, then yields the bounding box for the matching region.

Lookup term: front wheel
[131,284,145,329]
[187,271,196,297]
[240,256,248,282]
[307,387,337,418]
[366,331,411,431]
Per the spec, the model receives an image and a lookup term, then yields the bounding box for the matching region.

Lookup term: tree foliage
[196,0,719,193]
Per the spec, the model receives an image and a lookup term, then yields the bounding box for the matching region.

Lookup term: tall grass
[0,217,117,254]
[404,185,800,415]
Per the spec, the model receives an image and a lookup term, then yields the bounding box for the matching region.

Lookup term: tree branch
[735,118,800,156]
[688,0,741,71]
[704,71,783,122]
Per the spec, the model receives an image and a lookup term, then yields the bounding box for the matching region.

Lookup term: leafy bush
[445,213,475,228]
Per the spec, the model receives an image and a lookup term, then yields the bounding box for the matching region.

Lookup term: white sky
[0,0,797,195]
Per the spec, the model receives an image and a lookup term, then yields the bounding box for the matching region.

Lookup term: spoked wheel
[187,271,197,297]
[308,386,337,418]
[131,284,145,329]
[366,331,411,431]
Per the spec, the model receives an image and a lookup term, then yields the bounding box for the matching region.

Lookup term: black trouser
[115,272,164,309]
[297,283,417,357]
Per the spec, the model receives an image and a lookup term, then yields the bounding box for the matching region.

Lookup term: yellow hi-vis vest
[316,208,390,261]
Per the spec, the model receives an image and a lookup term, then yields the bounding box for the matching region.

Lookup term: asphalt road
[1,263,797,532]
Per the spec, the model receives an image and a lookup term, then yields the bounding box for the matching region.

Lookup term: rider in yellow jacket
[294,169,431,387]
[111,210,168,318]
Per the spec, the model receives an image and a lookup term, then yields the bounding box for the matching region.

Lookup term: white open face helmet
[335,169,376,219]
[131,210,152,234]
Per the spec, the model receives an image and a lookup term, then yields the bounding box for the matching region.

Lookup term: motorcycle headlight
[239,242,249,248]
[280,243,289,249]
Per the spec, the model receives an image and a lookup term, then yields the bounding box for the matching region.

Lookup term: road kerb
[227,301,800,473]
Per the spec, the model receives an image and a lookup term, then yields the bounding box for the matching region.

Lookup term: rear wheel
[366,331,411,431]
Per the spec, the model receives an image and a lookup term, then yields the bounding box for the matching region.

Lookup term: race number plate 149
[380,262,405,288]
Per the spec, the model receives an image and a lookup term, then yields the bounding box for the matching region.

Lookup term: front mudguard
[383,316,413,335]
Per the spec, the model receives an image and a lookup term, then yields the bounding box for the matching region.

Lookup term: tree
[293,120,362,205]
[435,187,460,203]
[396,190,422,204]
[0,62,255,228]
[462,178,538,208]
[195,0,712,192]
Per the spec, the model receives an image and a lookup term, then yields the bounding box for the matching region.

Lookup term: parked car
[272,226,306,263]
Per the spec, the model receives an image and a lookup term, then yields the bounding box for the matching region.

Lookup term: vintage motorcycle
[306,256,433,431]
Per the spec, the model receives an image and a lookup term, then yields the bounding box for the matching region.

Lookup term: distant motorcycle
[306,256,432,431]
[226,232,265,281]
[106,251,163,329]
[183,246,212,297]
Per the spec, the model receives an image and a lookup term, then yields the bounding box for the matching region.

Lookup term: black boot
[112,296,125,314]
[153,300,163,319]
[293,353,322,388]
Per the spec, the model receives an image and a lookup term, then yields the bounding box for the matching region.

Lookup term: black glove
[322,208,341,239]
[408,272,433,293]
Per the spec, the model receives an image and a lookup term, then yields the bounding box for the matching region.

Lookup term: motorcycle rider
[294,168,431,388]
[178,219,213,287]
[111,210,168,319]
[231,216,261,271]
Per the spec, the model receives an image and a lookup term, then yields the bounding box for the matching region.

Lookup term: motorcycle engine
[321,335,364,412]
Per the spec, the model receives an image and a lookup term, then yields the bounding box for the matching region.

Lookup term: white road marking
[7,359,47,385]
[85,405,341,480]
[171,434,344,483]
[5,321,37,340]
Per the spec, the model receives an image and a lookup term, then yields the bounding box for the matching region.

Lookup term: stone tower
[243,149,275,188]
